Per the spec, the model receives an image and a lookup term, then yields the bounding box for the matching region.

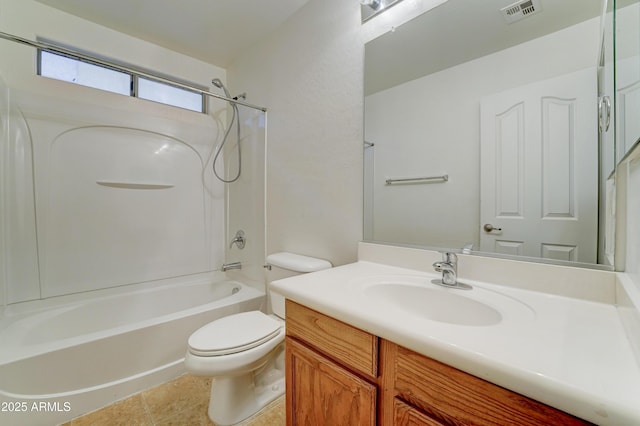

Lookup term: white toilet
[184,252,331,425]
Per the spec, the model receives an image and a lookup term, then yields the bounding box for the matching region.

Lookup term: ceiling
[35,0,311,67]
[365,0,604,95]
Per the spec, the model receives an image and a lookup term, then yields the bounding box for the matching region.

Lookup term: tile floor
[61,375,285,426]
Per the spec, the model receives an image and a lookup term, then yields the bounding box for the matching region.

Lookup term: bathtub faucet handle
[229,230,246,249]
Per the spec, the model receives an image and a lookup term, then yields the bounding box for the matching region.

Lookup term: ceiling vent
[500,0,542,24]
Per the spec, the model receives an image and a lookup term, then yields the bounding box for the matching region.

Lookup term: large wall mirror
[363,0,638,269]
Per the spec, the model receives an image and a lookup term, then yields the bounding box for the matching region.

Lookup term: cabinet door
[394,399,444,426]
[286,337,376,426]
[393,344,591,425]
[286,300,378,379]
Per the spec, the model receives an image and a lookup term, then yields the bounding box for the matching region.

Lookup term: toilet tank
[266,252,332,318]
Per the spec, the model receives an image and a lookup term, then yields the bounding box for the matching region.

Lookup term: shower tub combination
[0,61,267,424]
[0,274,264,426]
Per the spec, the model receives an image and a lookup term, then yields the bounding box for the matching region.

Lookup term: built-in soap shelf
[96,181,174,190]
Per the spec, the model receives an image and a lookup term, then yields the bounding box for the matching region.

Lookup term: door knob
[598,96,611,132]
[483,224,502,233]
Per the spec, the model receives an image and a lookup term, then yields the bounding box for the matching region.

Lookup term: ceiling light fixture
[360,0,383,11]
[360,0,404,23]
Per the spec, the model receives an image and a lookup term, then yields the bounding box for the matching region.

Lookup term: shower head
[211,78,231,98]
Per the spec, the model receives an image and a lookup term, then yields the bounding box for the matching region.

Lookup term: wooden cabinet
[285,299,378,379]
[286,338,376,425]
[285,300,378,426]
[285,300,592,426]
[393,399,444,426]
[385,341,591,426]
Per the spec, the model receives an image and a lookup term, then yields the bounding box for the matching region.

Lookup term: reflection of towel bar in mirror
[385,175,448,185]
[97,181,174,190]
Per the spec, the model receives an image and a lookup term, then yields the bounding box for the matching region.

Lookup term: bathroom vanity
[271,243,640,425]
[285,300,587,425]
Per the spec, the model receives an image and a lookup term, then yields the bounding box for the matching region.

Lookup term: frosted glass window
[39,51,131,95]
[138,77,203,112]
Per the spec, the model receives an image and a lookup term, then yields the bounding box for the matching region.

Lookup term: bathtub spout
[221,261,242,272]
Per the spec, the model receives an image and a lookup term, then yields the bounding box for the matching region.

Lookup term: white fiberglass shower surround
[0,33,267,425]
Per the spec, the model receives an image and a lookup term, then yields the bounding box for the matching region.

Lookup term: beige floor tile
[239,396,285,426]
[70,394,152,426]
[141,374,210,422]
[152,392,212,426]
[153,404,214,426]
[69,375,284,426]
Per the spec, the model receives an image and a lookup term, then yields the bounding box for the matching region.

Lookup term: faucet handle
[229,230,246,249]
[444,252,457,264]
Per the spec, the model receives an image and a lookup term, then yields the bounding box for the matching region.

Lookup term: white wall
[0,0,224,95]
[228,0,365,268]
[364,17,600,249]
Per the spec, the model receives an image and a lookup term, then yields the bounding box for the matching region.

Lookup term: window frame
[37,48,207,114]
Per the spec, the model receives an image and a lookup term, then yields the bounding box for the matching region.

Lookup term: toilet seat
[188,311,282,357]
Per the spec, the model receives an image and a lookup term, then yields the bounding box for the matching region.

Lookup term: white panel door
[480,68,598,263]
[617,56,640,160]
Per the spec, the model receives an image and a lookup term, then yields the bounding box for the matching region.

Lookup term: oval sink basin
[349,275,534,327]
[365,283,502,326]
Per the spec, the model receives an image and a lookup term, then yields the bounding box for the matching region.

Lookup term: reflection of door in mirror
[616,1,640,162]
[480,68,597,263]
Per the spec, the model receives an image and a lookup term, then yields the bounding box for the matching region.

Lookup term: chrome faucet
[221,261,242,272]
[433,252,458,286]
[229,230,246,249]
[432,252,472,289]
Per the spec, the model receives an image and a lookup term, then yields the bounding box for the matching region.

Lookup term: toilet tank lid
[266,252,332,273]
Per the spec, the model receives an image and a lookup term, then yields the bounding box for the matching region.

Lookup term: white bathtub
[0,274,264,426]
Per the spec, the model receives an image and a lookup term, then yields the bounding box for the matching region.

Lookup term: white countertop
[271,260,640,425]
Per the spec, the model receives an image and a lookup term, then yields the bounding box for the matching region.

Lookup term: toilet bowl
[184,252,331,425]
[185,311,286,425]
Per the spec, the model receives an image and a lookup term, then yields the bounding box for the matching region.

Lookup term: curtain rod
[0,31,267,112]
